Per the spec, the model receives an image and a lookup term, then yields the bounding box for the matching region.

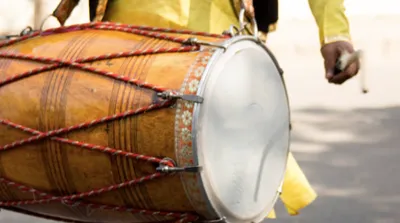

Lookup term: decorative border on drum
[174,49,215,219]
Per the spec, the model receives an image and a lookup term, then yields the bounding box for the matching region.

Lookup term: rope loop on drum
[0,22,230,50]
[0,115,199,222]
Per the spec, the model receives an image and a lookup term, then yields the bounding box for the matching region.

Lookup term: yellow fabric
[266,208,276,219]
[102,0,351,46]
[308,0,352,45]
[103,0,240,35]
[280,152,317,215]
[264,152,317,219]
[53,0,351,46]
[53,0,352,45]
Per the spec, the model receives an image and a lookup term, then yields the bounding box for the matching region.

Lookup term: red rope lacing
[0,22,230,223]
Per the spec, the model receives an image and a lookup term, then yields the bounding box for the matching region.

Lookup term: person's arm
[308,0,352,46]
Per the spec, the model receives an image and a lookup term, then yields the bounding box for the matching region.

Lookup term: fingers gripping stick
[334,50,368,94]
[334,50,362,73]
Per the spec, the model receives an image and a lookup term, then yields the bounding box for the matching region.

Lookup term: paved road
[265,16,400,223]
[1,15,399,223]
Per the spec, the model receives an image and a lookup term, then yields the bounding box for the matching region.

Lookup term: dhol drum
[0,22,290,223]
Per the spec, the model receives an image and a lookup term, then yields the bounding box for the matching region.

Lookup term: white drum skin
[193,37,290,223]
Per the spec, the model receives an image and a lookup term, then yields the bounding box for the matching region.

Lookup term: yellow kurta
[53,0,352,46]
[102,0,352,46]
[52,0,353,219]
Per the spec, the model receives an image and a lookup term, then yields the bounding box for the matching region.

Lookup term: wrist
[322,34,352,46]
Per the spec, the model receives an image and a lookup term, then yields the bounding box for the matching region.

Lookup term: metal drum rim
[191,35,291,222]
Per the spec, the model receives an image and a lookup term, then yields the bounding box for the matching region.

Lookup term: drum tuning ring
[157,91,204,103]
[223,25,242,37]
[1,26,36,40]
[156,157,202,174]
[20,26,34,36]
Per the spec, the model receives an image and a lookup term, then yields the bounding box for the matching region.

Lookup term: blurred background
[0,0,399,222]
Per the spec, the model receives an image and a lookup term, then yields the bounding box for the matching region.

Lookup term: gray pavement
[0,14,399,223]
[265,15,400,223]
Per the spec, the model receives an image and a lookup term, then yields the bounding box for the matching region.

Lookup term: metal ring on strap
[40,14,62,31]
[238,7,259,39]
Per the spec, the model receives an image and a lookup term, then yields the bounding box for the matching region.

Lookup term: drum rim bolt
[183,37,227,51]
[156,157,202,174]
[157,91,204,103]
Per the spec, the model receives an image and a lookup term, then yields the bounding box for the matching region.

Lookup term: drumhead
[193,37,290,222]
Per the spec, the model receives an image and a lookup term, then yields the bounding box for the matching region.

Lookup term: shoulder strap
[91,0,109,22]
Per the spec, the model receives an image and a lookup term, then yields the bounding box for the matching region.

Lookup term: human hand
[321,41,361,84]
[242,0,255,18]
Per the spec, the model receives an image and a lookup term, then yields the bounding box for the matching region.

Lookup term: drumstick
[334,50,368,94]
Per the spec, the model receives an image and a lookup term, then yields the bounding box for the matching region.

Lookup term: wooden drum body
[0,23,290,223]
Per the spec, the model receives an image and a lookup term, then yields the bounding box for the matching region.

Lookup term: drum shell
[0,28,222,222]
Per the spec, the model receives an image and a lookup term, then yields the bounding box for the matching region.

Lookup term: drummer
[51,0,360,219]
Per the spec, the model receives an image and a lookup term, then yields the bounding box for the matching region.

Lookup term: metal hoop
[238,6,259,38]
[40,14,62,31]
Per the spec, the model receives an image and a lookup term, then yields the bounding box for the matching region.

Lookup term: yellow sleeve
[308,0,352,46]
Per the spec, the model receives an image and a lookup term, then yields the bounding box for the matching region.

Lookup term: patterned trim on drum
[175,49,215,219]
